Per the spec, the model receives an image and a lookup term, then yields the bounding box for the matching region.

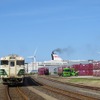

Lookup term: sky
[0,0,100,62]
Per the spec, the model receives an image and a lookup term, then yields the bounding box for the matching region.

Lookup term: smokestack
[51,51,55,60]
[51,48,62,60]
[51,50,63,61]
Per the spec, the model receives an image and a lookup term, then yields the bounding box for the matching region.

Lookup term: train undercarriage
[2,77,24,85]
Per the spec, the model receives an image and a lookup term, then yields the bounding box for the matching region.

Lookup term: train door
[9,60,16,77]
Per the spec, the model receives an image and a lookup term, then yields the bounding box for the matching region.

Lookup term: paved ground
[0,78,2,84]
[49,75,100,87]
[28,86,58,100]
[68,76,100,79]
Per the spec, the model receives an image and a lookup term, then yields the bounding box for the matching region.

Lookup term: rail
[30,76,100,100]
[6,85,29,100]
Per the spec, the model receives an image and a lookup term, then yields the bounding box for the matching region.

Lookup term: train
[0,54,25,84]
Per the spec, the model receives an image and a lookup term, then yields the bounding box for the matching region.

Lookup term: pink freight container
[93,70,100,76]
[58,67,63,76]
[38,67,49,75]
[78,70,86,76]
[98,63,100,69]
[78,69,93,76]
[87,63,93,70]
[85,70,93,75]
[58,66,67,76]
[38,68,45,75]
[93,62,100,70]
[79,64,86,70]
[84,64,93,70]
[72,64,80,71]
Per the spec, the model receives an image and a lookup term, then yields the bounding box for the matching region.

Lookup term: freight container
[93,62,100,70]
[78,69,93,76]
[93,70,100,76]
[72,63,93,76]
[38,68,45,75]
[72,64,80,71]
[79,64,86,70]
[78,70,86,76]
[87,63,93,70]
[93,63,99,70]
[38,67,49,75]
[85,70,93,75]
[58,66,68,76]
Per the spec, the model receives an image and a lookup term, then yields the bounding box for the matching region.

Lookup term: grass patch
[66,78,100,83]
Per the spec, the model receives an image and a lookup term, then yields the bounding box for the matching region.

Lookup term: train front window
[10,61,15,67]
[17,60,24,65]
[1,60,8,65]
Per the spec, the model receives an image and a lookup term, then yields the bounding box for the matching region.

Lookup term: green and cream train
[0,54,25,84]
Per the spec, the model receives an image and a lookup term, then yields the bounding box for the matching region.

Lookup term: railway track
[6,85,29,100]
[39,75,100,91]
[0,77,47,100]
[28,76,77,100]
[0,76,100,100]
[30,75,100,100]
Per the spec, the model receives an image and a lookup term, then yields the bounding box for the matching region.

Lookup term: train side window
[10,62,15,67]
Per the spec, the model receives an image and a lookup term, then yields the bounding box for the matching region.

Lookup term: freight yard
[27,53,100,77]
[0,53,100,100]
[1,0,100,99]
[0,75,100,100]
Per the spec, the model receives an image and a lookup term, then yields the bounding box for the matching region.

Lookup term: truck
[62,67,78,77]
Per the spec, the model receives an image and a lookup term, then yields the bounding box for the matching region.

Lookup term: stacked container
[72,63,93,76]
[93,62,100,76]
[72,64,80,71]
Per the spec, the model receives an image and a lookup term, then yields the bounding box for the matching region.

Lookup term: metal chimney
[51,51,54,60]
